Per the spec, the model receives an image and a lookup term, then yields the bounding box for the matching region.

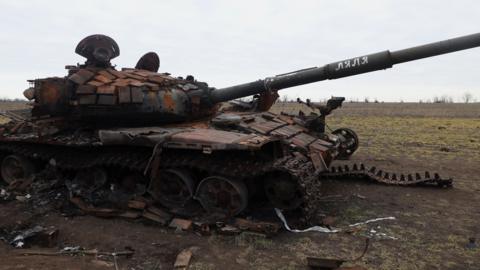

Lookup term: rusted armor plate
[98,127,185,146]
[99,127,277,151]
[168,129,275,150]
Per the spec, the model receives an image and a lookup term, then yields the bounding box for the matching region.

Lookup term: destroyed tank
[1,33,479,221]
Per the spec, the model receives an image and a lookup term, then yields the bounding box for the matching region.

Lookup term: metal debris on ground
[15,194,31,202]
[0,189,11,201]
[193,221,211,236]
[169,218,193,231]
[128,199,147,210]
[353,194,366,200]
[307,239,369,270]
[466,237,477,249]
[91,260,115,268]
[14,247,135,258]
[234,218,281,236]
[307,257,345,270]
[10,225,59,248]
[142,211,170,225]
[218,224,242,235]
[174,249,193,270]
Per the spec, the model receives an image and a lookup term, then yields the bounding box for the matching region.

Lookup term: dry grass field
[0,101,479,269]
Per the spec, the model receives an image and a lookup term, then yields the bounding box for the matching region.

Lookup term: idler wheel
[333,128,359,159]
[1,155,35,184]
[195,176,248,216]
[264,173,303,210]
[149,169,195,209]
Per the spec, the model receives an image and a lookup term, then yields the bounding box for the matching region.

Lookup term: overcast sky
[1,0,479,102]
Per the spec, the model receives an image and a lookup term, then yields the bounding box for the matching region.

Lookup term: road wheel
[195,176,248,216]
[1,154,35,184]
[149,169,196,209]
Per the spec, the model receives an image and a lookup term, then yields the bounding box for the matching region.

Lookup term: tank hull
[0,110,341,220]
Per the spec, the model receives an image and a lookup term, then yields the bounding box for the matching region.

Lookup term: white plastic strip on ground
[275,208,396,234]
[274,208,339,233]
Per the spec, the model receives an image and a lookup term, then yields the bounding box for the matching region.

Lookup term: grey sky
[0,0,479,102]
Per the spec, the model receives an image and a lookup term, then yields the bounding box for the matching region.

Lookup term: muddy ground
[0,102,479,269]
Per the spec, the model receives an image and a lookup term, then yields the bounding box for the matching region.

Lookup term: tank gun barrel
[210,33,480,103]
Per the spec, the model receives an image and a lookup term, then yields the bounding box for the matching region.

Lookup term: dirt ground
[0,102,479,269]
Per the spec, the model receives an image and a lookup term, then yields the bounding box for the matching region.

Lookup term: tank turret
[25,33,480,126]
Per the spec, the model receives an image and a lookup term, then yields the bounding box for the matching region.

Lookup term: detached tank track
[322,163,453,187]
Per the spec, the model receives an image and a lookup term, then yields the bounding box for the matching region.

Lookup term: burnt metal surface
[98,126,279,151]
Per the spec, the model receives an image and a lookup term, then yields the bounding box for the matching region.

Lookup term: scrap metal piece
[234,218,281,236]
[10,226,59,248]
[142,206,173,226]
[307,257,345,270]
[174,249,193,270]
[169,218,193,231]
[218,225,242,235]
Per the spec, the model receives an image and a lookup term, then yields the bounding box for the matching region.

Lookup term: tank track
[0,142,150,171]
[322,163,453,187]
[273,156,321,224]
[157,150,274,179]
[0,142,322,222]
